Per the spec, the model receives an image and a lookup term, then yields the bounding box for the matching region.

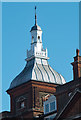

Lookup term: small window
[45,104,49,113]
[38,36,40,39]
[68,92,72,97]
[21,101,25,108]
[50,101,55,111]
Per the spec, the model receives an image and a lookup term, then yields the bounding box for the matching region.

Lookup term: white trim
[44,95,57,114]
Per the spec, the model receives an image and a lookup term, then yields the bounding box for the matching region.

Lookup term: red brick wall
[7,80,57,118]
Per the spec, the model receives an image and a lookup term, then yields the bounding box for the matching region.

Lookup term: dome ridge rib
[41,63,50,82]
[36,63,44,81]
[48,65,57,83]
[58,73,63,84]
[33,68,38,80]
[44,65,54,83]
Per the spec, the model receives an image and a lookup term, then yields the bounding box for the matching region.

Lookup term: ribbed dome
[30,25,42,32]
[9,59,66,90]
[8,8,66,90]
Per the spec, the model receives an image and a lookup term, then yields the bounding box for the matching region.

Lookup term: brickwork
[7,80,57,118]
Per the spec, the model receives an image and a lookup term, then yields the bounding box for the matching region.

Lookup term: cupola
[8,6,66,90]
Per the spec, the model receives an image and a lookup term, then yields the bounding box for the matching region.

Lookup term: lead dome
[9,59,66,90]
[9,7,66,90]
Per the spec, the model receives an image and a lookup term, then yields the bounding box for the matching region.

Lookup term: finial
[76,49,79,56]
[35,6,37,25]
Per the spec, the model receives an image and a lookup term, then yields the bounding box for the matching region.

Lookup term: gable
[55,91,81,120]
[63,94,81,119]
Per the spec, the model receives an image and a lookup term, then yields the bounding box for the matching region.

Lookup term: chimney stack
[71,49,81,80]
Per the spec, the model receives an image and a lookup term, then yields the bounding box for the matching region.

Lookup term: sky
[1,2,79,112]
[0,0,81,2]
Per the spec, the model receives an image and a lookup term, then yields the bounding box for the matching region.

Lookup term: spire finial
[35,6,37,25]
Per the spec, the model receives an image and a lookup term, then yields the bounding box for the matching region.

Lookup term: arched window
[38,36,40,40]
[21,101,25,108]
[16,96,26,110]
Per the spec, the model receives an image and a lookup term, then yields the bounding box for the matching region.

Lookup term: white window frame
[44,95,57,114]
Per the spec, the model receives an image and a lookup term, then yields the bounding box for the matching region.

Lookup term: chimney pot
[76,49,79,56]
